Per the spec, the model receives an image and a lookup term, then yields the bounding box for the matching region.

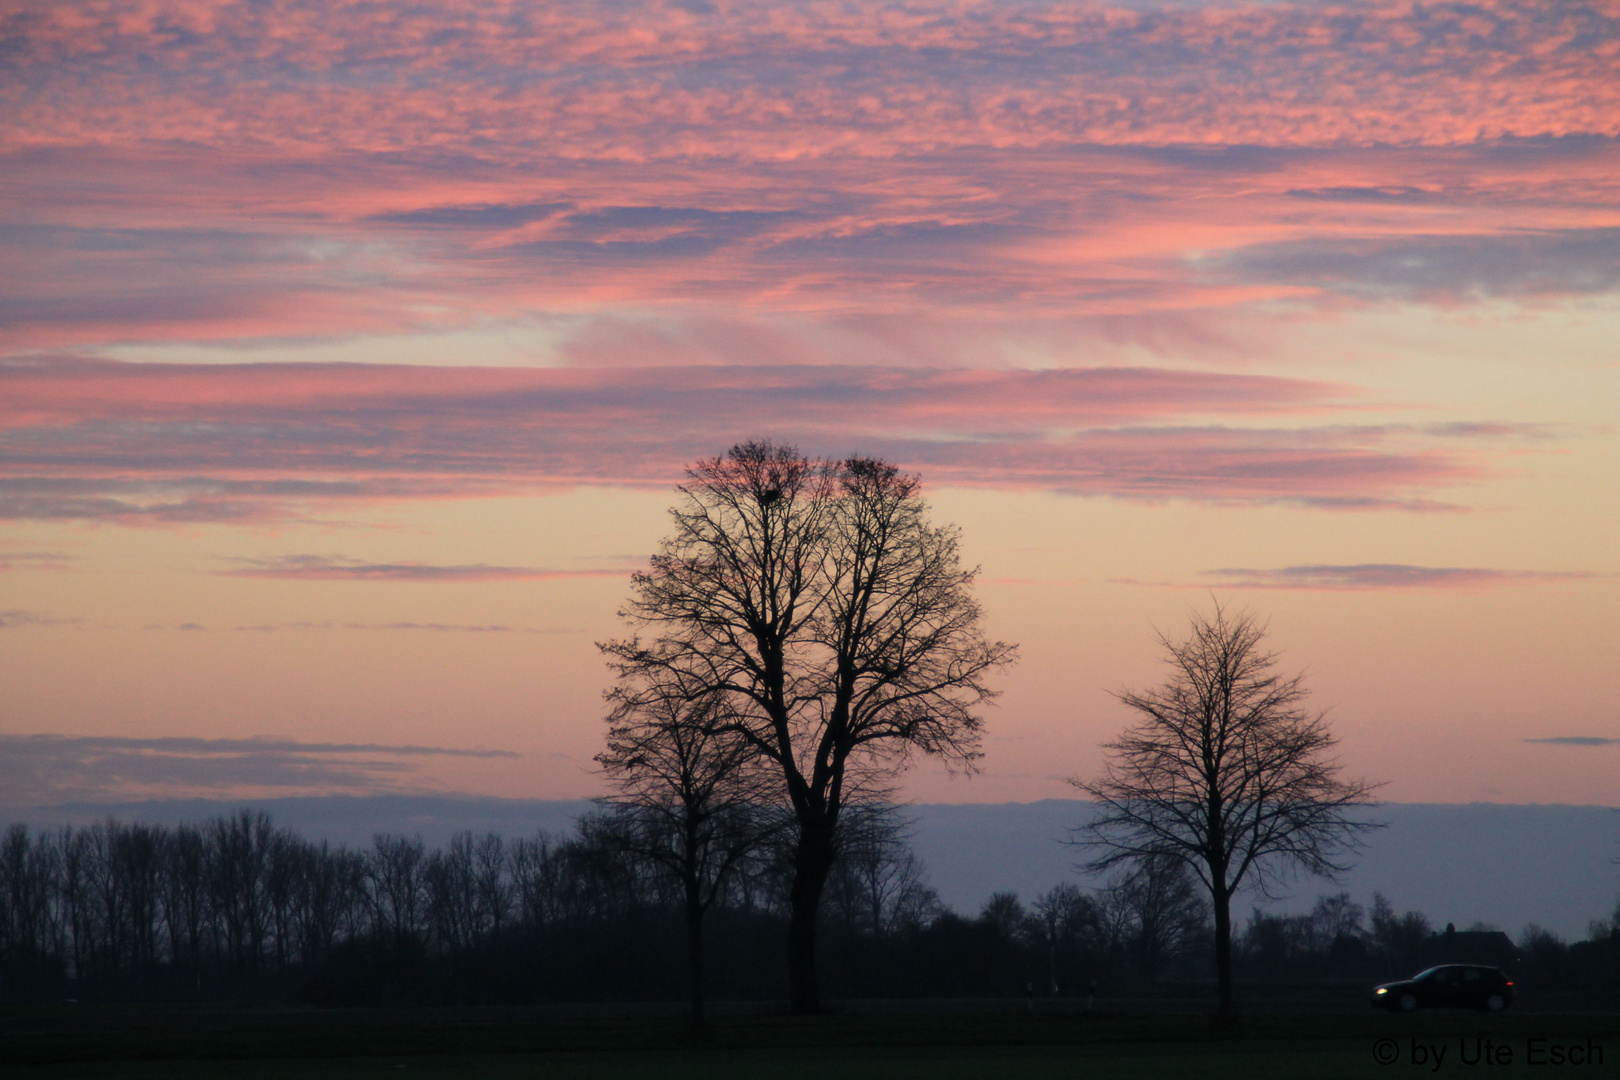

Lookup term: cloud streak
[231,621,585,634]
[1524,737,1619,747]
[0,549,75,571]
[0,734,519,805]
[217,555,630,582]
[1208,228,1620,302]
[0,356,1531,517]
[0,609,85,629]
[1198,564,1606,590]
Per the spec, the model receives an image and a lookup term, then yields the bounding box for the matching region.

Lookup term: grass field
[4,1006,1616,1079]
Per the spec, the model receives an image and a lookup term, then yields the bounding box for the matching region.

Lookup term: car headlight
[1375,988,1388,995]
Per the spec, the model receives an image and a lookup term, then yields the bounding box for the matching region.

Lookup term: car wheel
[1399,994,1419,1012]
[1485,994,1506,1012]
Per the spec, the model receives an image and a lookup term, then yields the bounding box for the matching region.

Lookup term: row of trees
[0,811,598,998]
[0,808,1193,1002]
[4,809,1618,1006]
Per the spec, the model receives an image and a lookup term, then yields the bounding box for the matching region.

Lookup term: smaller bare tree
[594,678,780,1027]
[824,805,936,937]
[1074,603,1381,1019]
[1095,852,1209,985]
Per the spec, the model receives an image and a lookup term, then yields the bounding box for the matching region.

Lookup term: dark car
[1372,964,1515,1012]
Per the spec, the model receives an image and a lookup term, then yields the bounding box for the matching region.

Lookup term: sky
[1,0,1616,810]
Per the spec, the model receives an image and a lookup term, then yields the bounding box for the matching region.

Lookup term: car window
[1462,969,1482,982]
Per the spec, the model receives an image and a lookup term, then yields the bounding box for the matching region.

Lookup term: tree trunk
[1213,886,1234,1021]
[685,883,706,1031]
[787,823,835,1014]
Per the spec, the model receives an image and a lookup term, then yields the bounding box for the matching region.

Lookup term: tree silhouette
[594,682,779,1027]
[601,440,1014,1012]
[1099,852,1208,984]
[1074,604,1380,1019]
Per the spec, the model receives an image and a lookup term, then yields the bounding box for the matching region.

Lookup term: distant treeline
[2,811,1617,1004]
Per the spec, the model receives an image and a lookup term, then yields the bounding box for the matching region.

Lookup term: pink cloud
[0,4,1616,352]
[0,356,1534,519]
[0,6,1604,516]
[0,355,1350,426]
[5,2,1614,157]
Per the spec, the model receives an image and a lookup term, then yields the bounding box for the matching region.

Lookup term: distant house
[1429,923,1520,968]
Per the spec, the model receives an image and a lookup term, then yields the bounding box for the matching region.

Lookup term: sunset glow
[2,0,1615,808]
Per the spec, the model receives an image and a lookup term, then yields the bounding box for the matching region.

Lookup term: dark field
[4,1005,1617,1080]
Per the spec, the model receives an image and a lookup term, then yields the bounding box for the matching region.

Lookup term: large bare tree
[601,441,1014,1012]
[1074,604,1380,1019]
